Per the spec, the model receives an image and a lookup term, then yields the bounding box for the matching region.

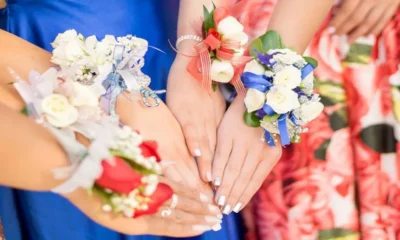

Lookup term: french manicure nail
[212,223,222,232]
[200,193,209,203]
[194,149,202,157]
[208,204,221,214]
[205,216,222,223]
[206,172,212,182]
[192,225,212,232]
[217,195,226,206]
[233,203,243,213]
[214,177,221,186]
[217,213,223,219]
[223,205,231,215]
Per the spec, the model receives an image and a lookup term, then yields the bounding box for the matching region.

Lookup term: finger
[160,177,222,217]
[336,1,375,36]
[181,119,203,158]
[237,148,281,208]
[212,128,233,188]
[198,115,217,183]
[348,5,386,42]
[370,5,398,35]
[224,146,262,214]
[145,215,212,237]
[157,207,221,226]
[215,142,247,214]
[329,0,361,34]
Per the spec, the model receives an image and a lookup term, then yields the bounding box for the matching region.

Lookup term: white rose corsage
[242,30,324,146]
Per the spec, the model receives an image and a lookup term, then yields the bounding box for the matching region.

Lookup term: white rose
[266,86,300,114]
[69,82,101,107]
[274,66,302,89]
[244,89,266,113]
[210,60,235,83]
[244,59,265,75]
[217,16,244,36]
[41,94,79,128]
[52,37,85,66]
[269,49,306,66]
[223,31,249,45]
[297,101,324,123]
[51,29,79,48]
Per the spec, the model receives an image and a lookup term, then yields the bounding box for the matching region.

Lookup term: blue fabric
[0,1,244,239]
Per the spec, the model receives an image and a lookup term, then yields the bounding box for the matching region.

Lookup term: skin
[167,0,334,214]
[0,30,221,235]
[329,0,400,43]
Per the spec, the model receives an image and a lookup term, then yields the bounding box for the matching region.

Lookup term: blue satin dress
[0,0,244,239]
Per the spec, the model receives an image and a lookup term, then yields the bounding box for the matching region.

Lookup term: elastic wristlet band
[176,35,203,49]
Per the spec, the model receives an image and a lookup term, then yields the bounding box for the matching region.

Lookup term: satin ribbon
[187,34,252,94]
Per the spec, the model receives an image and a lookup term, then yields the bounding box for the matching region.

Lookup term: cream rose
[210,60,235,83]
[41,94,79,128]
[244,59,265,75]
[223,31,249,45]
[244,89,266,112]
[217,16,244,37]
[69,82,102,107]
[274,66,302,89]
[51,29,79,48]
[266,86,300,114]
[297,101,324,123]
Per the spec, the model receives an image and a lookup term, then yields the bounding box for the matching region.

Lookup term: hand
[167,56,226,182]
[66,177,223,237]
[116,94,219,211]
[212,95,282,214]
[329,0,400,42]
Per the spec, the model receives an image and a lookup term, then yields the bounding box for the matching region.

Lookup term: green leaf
[109,150,158,175]
[329,107,348,131]
[314,139,331,161]
[260,30,284,51]
[212,82,218,92]
[20,106,28,116]
[304,56,319,68]
[318,228,359,240]
[203,5,215,33]
[249,38,264,57]
[243,111,261,128]
[262,114,280,123]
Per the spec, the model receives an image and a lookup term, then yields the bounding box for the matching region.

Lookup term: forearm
[268,0,334,53]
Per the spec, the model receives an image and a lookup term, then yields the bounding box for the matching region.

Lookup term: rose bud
[139,141,161,162]
[96,156,142,195]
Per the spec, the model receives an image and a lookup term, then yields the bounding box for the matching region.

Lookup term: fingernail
[212,223,222,232]
[205,216,222,223]
[206,172,212,182]
[233,203,243,213]
[217,196,226,206]
[194,149,202,157]
[214,177,221,186]
[159,160,176,168]
[200,193,209,203]
[223,205,231,215]
[192,225,212,232]
[217,213,223,219]
[327,26,336,34]
[208,204,221,214]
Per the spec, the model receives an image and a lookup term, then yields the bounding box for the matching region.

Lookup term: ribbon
[241,72,272,92]
[277,114,290,146]
[301,63,314,79]
[262,104,275,116]
[265,131,275,147]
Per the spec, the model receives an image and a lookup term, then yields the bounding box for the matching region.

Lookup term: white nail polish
[214,177,221,186]
[192,225,212,232]
[200,193,209,203]
[217,195,226,206]
[208,204,220,214]
[223,205,231,215]
[217,213,223,219]
[206,172,212,182]
[194,149,202,157]
[233,203,243,213]
[205,216,222,223]
[212,223,222,232]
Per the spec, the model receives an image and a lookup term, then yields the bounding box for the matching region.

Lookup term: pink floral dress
[224,0,400,239]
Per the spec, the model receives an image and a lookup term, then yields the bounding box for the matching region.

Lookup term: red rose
[208,28,221,40]
[139,141,161,162]
[96,156,142,194]
[134,183,173,218]
[219,47,235,55]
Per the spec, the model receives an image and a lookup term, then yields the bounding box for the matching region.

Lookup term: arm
[0,0,6,9]
[212,0,334,214]
[268,0,334,53]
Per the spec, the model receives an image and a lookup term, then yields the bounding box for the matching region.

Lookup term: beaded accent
[176,35,203,49]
